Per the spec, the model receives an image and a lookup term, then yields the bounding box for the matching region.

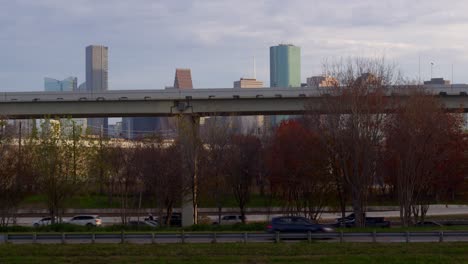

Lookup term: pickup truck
[333,213,391,228]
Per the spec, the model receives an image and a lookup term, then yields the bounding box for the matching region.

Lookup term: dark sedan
[266,216,334,233]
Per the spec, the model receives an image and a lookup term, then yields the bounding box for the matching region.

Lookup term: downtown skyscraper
[269,44,301,127]
[86,45,108,136]
[270,44,301,88]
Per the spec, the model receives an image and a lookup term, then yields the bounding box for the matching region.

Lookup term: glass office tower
[44,77,77,92]
[269,44,301,127]
[270,44,301,88]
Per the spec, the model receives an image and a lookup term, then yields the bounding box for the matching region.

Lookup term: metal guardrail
[2,231,468,244]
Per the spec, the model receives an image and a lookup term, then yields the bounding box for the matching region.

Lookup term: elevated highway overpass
[1,85,466,226]
[0,86,467,119]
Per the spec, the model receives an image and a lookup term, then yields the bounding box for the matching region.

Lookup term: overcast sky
[2,0,468,91]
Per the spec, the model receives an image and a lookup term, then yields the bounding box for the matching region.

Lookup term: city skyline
[3,1,468,91]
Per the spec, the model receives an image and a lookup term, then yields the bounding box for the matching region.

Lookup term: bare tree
[106,144,141,225]
[316,57,395,227]
[384,91,465,226]
[140,137,182,226]
[200,116,233,224]
[31,118,87,223]
[226,134,261,223]
[0,118,27,226]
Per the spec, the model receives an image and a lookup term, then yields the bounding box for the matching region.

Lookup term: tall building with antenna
[232,57,264,134]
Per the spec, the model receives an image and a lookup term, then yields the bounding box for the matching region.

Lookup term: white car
[33,217,57,227]
[68,215,102,227]
[212,215,245,225]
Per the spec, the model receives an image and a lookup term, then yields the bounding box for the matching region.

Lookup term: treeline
[0,58,466,227]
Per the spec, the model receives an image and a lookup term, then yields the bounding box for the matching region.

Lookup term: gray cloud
[1,0,468,91]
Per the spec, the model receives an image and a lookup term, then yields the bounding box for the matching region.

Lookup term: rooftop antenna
[451,63,454,89]
[430,62,434,79]
[418,54,421,85]
[253,56,256,79]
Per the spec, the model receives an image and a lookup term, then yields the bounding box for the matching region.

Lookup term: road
[13,204,468,227]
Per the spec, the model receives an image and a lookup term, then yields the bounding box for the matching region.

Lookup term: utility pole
[99,124,104,195]
[72,123,77,178]
[18,122,22,184]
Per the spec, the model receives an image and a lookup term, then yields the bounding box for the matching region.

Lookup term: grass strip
[1,242,468,263]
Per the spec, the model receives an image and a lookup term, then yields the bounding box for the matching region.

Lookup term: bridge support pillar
[179,115,200,227]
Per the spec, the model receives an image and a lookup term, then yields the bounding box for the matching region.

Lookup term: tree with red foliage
[433,128,467,202]
[266,120,332,220]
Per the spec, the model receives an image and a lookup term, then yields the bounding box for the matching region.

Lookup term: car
[212,215,245,225]
[333,213,391,228]
[33,217,57,227]
[160,213,182,227]
[415,220,443,227]
[266,216,334,233]
[127,220,159,228]
[68,215,102,227]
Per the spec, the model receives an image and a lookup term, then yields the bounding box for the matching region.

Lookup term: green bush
[0,225,32,232]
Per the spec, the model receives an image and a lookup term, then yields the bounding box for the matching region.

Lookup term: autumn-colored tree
[384,92,466,226]
[433,127,468,202]
[267,120,332,220]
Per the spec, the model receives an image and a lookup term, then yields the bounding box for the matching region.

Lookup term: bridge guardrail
[3,231,468,244]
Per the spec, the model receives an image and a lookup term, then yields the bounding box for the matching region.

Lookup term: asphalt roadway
[12,204,468,227]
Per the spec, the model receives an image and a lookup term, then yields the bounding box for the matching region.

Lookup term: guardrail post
[439,231,444,243]
[4,233,8,244]
[243,232,248,243]
[61,233,65,244]
[181,230,185,244]
[372,230,377,243]
[212,232,217,243]
[33,232,37,244]
[120,231,125,244]
[405,231,410,243]
[340,231,343,243]
[275,232,280,243]
[151,233,155,244]
[307,231,311,243]
[92,233,95,244]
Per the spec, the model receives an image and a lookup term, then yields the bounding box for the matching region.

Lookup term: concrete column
[179,115,200,227]
[182,194,195,227]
